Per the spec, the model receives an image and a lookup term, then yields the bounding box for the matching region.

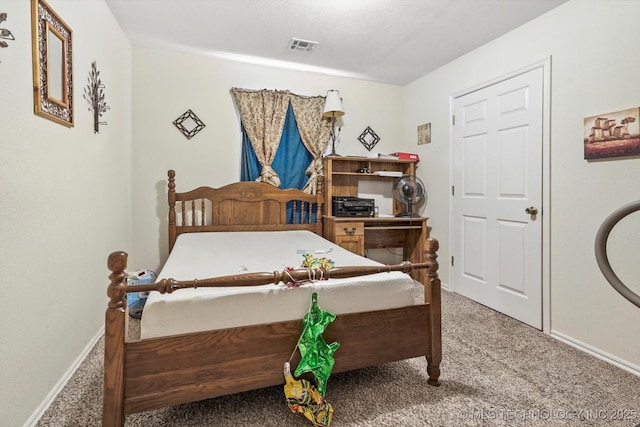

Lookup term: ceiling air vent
[288,38,318,52]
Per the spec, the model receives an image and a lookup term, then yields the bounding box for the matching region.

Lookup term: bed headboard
[167,170,324,251]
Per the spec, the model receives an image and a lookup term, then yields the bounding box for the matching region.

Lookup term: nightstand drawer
[334,222,364,237]
[333,221,365,256]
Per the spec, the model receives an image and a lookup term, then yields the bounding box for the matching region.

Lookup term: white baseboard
[24,327,104,427]
[551,329,640,377]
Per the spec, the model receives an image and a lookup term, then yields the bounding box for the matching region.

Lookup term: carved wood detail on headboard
[167,170,324,252]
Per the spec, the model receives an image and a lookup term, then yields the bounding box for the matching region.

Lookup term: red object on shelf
[391,152,420,162]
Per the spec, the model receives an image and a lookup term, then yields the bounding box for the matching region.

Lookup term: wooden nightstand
[323,215,429,283]
[323,218,365,255]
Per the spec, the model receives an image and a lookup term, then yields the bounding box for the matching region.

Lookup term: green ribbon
[294,293,340,396]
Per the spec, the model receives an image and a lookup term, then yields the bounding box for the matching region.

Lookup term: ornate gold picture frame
[31,0,73,127]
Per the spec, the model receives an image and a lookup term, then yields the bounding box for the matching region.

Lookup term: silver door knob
[525,206,538,215]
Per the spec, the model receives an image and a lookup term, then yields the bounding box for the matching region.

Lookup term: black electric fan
[392,175,426,217]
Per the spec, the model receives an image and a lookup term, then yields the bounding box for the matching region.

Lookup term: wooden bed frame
[103,170,442,426]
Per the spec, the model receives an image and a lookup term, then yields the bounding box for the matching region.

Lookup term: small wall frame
[31,0,73,127]
[358,126,380,151]
[173,109,206,140]
[418,122,431,145]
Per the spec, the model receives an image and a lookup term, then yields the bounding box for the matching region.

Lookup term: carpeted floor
[36,290,640,426]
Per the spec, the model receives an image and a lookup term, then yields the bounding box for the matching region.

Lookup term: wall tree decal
[83,61,110,133]
[0,12,15,49]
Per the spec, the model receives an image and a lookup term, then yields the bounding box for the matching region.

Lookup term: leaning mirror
[31,0,73,127]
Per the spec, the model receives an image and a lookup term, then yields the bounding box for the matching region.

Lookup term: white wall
[403,0,640,368]
[130,46,406,270]
[0,1,132,426]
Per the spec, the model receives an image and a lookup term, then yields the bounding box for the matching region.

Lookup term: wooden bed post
[168,170,177,252]
[103,251,128,427]
[425,237,442,386]
[315,175,324,235]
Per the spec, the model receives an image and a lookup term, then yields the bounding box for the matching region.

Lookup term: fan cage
[392,175,426,217]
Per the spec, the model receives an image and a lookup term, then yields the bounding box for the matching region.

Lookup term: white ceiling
[105,0,567,86]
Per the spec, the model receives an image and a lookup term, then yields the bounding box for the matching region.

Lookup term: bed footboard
[103,239,442,426]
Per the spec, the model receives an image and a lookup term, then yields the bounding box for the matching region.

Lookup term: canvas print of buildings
[584,107,640,159]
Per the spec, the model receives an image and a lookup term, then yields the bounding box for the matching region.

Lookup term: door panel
[462,216,487,282]
[452,66,543,329]
[497,220,526,294]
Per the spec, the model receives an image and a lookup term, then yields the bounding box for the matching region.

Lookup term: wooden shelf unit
[322,156,427,283]
[323,156,417,216]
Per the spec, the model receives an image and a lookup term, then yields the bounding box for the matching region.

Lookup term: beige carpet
[36,290,640,426]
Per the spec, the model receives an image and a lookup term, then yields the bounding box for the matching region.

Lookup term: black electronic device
[332,196,375,217]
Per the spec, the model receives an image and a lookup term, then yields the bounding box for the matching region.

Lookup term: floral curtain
[231,88,291,187]
[290,95,332,194]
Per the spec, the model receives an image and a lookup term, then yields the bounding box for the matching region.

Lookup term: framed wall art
[173,109,206,140]
[31,0,73,127]
[358,126,380,151]
[418,122,431,145]
[584,107,640,160]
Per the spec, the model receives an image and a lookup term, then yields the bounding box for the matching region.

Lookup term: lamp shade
[323,90,345,118]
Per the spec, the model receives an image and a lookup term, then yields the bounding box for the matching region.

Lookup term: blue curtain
[241,103,312,187]
[240,127,259,181]
[240,102,315,223]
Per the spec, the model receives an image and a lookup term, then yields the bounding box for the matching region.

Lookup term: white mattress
[140,230,421,339]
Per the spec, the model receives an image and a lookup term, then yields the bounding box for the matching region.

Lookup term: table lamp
[323,90,345,156]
